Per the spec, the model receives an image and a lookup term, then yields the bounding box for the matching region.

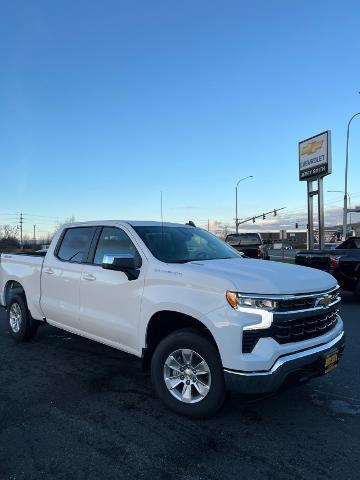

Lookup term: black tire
[7,294,38,342]
[151,329,226,419]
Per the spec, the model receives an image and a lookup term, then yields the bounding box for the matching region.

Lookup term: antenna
[160,191,163,224]
[160,191,164,248]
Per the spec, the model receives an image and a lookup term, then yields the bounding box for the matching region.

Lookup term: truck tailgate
[295,252,331,271]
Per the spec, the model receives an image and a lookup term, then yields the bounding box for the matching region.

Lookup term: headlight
[226,291,274,331]
[226,291,278,311]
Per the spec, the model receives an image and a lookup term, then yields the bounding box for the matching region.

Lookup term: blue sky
[0,0,359,236]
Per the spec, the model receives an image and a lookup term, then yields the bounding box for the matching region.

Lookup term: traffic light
[262,214,266,220]
[273,209,277,216]
[295,223,299,229]
[253,217,255,223]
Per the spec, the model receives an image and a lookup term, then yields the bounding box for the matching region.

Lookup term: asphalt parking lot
[0,294,359,480]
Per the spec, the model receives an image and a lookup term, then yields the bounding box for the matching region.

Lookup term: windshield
[133,226,243,263]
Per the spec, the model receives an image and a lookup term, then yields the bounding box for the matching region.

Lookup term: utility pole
[20,212,23,249]
[207,219,209,231]
[33,225,36,244]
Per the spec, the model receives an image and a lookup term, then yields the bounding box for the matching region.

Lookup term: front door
[79,226,145,354]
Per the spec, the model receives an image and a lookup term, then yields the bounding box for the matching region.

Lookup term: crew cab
[0,221,345,418]
[295,237,360,298]
[225,232,270,259]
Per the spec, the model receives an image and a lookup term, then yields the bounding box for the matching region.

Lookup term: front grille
[276,288,339,311]
[272,310,338,343]
[277,297,316,311]
[242,309,339,353]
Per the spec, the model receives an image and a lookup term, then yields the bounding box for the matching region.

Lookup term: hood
[183,258,337,295]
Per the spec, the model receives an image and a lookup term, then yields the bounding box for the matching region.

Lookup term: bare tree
[0,224,19,239]
[53,215,76,234]
[0,224,20,250]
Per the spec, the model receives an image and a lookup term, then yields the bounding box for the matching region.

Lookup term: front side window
[93,227,140,265]
[57,227,96,263]
[133,226,242,263]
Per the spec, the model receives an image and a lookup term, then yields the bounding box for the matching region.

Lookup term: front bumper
[224,331,345,394]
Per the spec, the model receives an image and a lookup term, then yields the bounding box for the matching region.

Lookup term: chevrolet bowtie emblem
[301,140,323,155]
[316,294,331,307]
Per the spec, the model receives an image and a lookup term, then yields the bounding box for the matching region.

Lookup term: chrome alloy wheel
[163,349,211,404]
[9,302,22,333]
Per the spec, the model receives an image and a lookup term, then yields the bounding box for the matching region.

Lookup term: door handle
[83,273,96,281]
[43,268,54,275]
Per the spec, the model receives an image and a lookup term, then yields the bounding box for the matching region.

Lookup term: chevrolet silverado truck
[295,237,360,298]
[0,221,344,418]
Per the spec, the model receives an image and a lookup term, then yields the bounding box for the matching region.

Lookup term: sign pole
[318,177,325,249]
[307,181,314,250]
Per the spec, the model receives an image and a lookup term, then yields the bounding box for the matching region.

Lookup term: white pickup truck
[0,221,345,418]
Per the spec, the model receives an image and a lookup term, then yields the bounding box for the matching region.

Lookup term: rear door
[41,226,97,329]
[78,226,145,354]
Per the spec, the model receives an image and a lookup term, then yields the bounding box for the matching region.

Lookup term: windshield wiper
[169,259,195,264]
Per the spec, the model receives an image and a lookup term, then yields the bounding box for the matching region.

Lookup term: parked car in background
[295,237,360,298]
[225,232,270,259]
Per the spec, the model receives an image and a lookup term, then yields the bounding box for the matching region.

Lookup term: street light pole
[343,112,360,239]
[328,190,352,229]
[235,176,253,233]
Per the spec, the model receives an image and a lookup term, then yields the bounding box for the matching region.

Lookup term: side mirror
[102,254,140,280]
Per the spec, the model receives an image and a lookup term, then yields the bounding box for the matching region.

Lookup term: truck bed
[0,253,45,318]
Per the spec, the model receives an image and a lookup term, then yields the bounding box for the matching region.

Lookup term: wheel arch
[4,280,26,306]
[142,310,219,370]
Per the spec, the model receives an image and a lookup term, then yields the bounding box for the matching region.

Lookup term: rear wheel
[8,294,38,342]
[151,329,226,418]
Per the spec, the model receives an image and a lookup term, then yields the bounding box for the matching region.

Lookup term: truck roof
[59,220,194,229]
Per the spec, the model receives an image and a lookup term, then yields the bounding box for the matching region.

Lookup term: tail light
[330,256,340,271]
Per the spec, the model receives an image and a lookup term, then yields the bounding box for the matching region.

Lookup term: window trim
[89,226,142,267]
[54,226,97,264]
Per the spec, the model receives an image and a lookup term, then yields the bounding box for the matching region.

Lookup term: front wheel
[151,329,226,418]
[8,294,38,342]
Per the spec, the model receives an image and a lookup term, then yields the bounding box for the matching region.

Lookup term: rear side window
[238,234,261,244]
[57,227,96,263]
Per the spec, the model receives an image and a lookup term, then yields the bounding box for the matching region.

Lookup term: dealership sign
[298,130,332,181]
